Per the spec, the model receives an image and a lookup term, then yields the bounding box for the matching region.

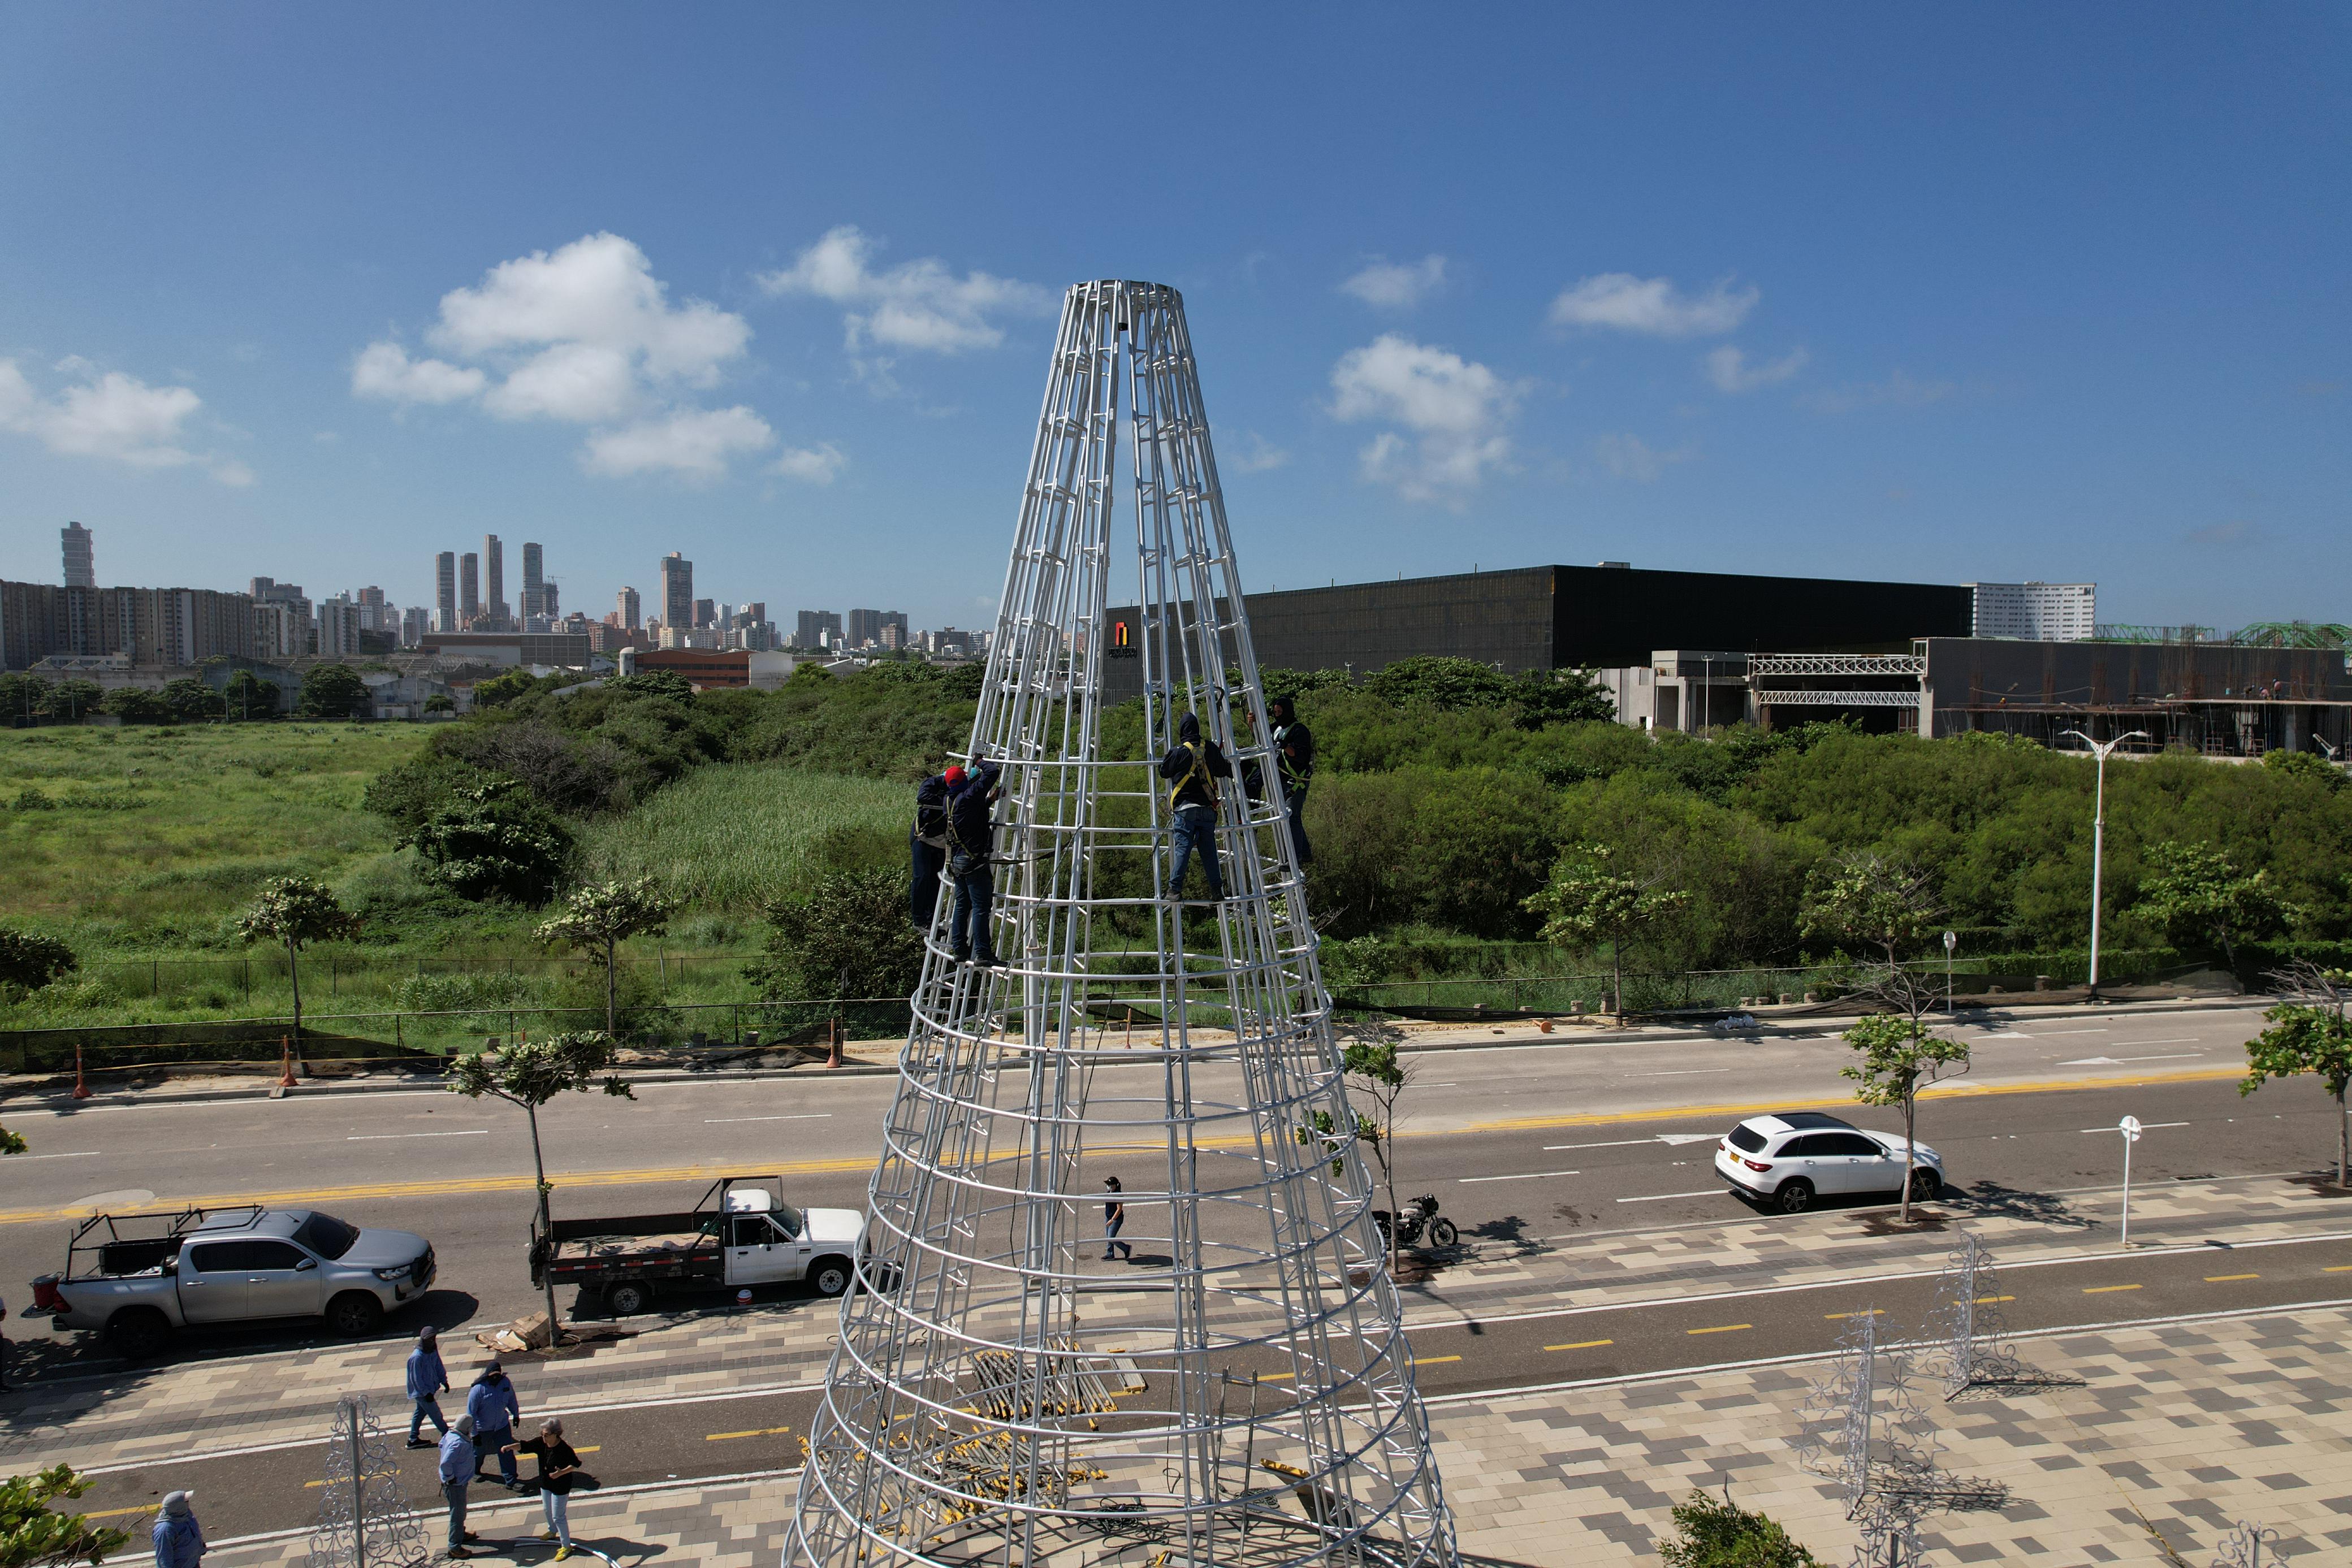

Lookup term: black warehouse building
[1104,564,1972,694]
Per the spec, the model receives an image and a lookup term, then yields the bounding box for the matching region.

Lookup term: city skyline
[2,10,2344,634]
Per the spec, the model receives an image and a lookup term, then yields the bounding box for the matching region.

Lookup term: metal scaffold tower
[787,281,1459,1567]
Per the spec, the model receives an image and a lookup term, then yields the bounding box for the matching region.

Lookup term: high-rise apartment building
[694,597,716,629]
[1969,582,2096,641]
[795,609,842,650]
[460,552,481,626]
[521,542,545,623]
[660,552,694,632]
[542,580,559,619]
[317,596,364,658]
[436,552,458,632]
[483,535,507,630]
[400,606,431,647]
[616,586,641,631]
[61,522,94,588]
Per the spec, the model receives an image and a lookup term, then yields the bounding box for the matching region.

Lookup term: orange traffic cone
[278,1036,297,1089]
[72,1043,92,1099]
[827,1017,845,1070]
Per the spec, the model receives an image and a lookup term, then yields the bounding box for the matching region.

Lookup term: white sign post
[2118,1115,2143,1247]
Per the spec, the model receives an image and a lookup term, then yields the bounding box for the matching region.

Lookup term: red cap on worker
[944,765,967,786]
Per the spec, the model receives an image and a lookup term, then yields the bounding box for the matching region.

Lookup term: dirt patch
[1858,1208,1949,1237]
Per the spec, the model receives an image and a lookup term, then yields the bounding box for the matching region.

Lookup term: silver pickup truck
[31,1204,436,1358]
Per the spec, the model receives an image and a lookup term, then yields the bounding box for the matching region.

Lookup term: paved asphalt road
[19,999,2352,1545]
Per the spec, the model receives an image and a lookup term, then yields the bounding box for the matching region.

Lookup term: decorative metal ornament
[2216,1519,2281,1568]
[786,281,1459,1566]
[1927,1233,2031,1398]
[302,1394,431,1568]
[1796,1308,1939,1518]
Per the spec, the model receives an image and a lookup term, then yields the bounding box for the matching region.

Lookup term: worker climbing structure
[786,280,1460,1567]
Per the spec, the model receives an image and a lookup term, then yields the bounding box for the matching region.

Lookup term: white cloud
[1548,272,1758,337]
[351,341,487,405]
[1329,334,1519,502]
[1229,432,1290,473]
[580,406,774,481]
[0,357,250,483]
[1340,255,1447,310]
[759,226,1050,354]
[1594,432,1698,482]
[355,233,795,480]
[1704,345,1809,393]
[771,442,846,484]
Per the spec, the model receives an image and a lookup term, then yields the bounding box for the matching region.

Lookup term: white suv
[1714,1111,1943,1214]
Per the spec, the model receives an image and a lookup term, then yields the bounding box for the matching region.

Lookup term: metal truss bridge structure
[786,281,1459,1568]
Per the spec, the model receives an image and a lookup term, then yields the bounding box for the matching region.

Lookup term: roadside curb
[1,995,2262,1112]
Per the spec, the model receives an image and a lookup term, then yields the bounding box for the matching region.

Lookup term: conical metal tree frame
[788,281,1458,1567]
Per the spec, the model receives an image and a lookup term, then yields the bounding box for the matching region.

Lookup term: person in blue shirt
[438,1415,482,1558]
[910,767,953,928]
[150,1491,204,1568]
[1159,711,1233,902]
[465,1362,523,1487]
[942,757,1004,967]
[405,1325,451,1447]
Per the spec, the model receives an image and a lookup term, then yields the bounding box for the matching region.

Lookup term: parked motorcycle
[1370,1194,1458,1250]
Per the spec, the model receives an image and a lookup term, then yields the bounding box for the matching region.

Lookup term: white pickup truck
[31,1204,437,1358]
[530,1175,865,1316]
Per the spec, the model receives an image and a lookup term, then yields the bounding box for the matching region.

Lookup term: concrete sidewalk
[15,1166,2346,1480]
[121,1300,2352,1566]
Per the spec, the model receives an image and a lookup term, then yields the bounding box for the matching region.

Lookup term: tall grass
[579,764,906,911]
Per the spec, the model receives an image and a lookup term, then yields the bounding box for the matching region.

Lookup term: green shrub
[400,782,574,905]
[1657,1488,1822,1567]
[0,928,77,990]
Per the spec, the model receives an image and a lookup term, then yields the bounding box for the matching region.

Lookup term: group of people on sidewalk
[409,1331,587,1561]
[907,695,1315,950]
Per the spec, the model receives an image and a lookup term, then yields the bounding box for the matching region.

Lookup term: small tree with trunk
[1657,1485,1822,1567]
[536,877,675,1040]
[1523,843,1690,1021]
[1799,851,1940,969]
[449,1031,634,1334]
[1841,971,1971,1224]
[2134,841,2291,972]
[1341,1022,1415,1267]
[238,877,361,1064]
[2241,961,2352,1186]
[0,1464,129,1566]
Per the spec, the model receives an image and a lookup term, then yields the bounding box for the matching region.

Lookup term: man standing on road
[439,1415,482,1559]
[509,1417,585,1561]
[407,1326,451,1447]
[466,1361,522,1488]
[150,1491,205,1567]
[1102,1176,1132,1262]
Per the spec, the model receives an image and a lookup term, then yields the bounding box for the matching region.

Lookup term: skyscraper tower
[659,552,693,631]
[459,553,480,627]
[435,552,457,633]
[60,522,94,589]
[786,281,1459,1568]
[616,587,641,632]
[521,542,545,623]
[483,535,506,630]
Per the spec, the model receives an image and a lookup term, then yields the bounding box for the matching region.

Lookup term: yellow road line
[1687,1324,1751,1335]
[1544,1339,1614,1352]
[83,1504,160,1520]
[0,1063,2256,1228]
[1409,1355,1460,1366]
[2326,1266,2352,1274]
[1824,1309,1884,1320]
[1255,1371,1295,1381]
[707,1426,793,1441]
[2082,1284,2142,1294]
[1973,1294,2017,1304]
[2204,1274,2260,1283]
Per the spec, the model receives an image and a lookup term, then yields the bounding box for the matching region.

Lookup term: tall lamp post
[2061,729,2149,1000]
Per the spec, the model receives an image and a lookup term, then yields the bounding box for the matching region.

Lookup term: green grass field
[0,724,430,951]
[0,727,911,1037]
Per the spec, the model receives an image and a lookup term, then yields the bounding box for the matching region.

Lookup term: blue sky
[2,6,2345,634]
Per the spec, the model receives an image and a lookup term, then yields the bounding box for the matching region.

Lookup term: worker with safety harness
[943,756,1004,967]
[1268,695,1315,867]
[1158,710,1234,902]
[909,764,954,928]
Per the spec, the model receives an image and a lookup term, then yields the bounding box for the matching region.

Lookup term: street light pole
[2061,729,2149,1000]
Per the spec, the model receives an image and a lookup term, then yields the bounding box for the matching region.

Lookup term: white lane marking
[2059,1053,2203,1066]
[2113,1037,2203,1046]
[1545,1138,1657,1151]
[705,1114,835,1124]
[1459,1169,1581,1184]
[2079,1120,2190,1133]
[1,1150,101,1160]
[1616,1189,1724,1203]
[1623,1068,1731,1078]
[345,1129,490,1141]
[1979,1030,2030,1038]
[2026,1028,2111,1036]
[1655,1132,1722,1145]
